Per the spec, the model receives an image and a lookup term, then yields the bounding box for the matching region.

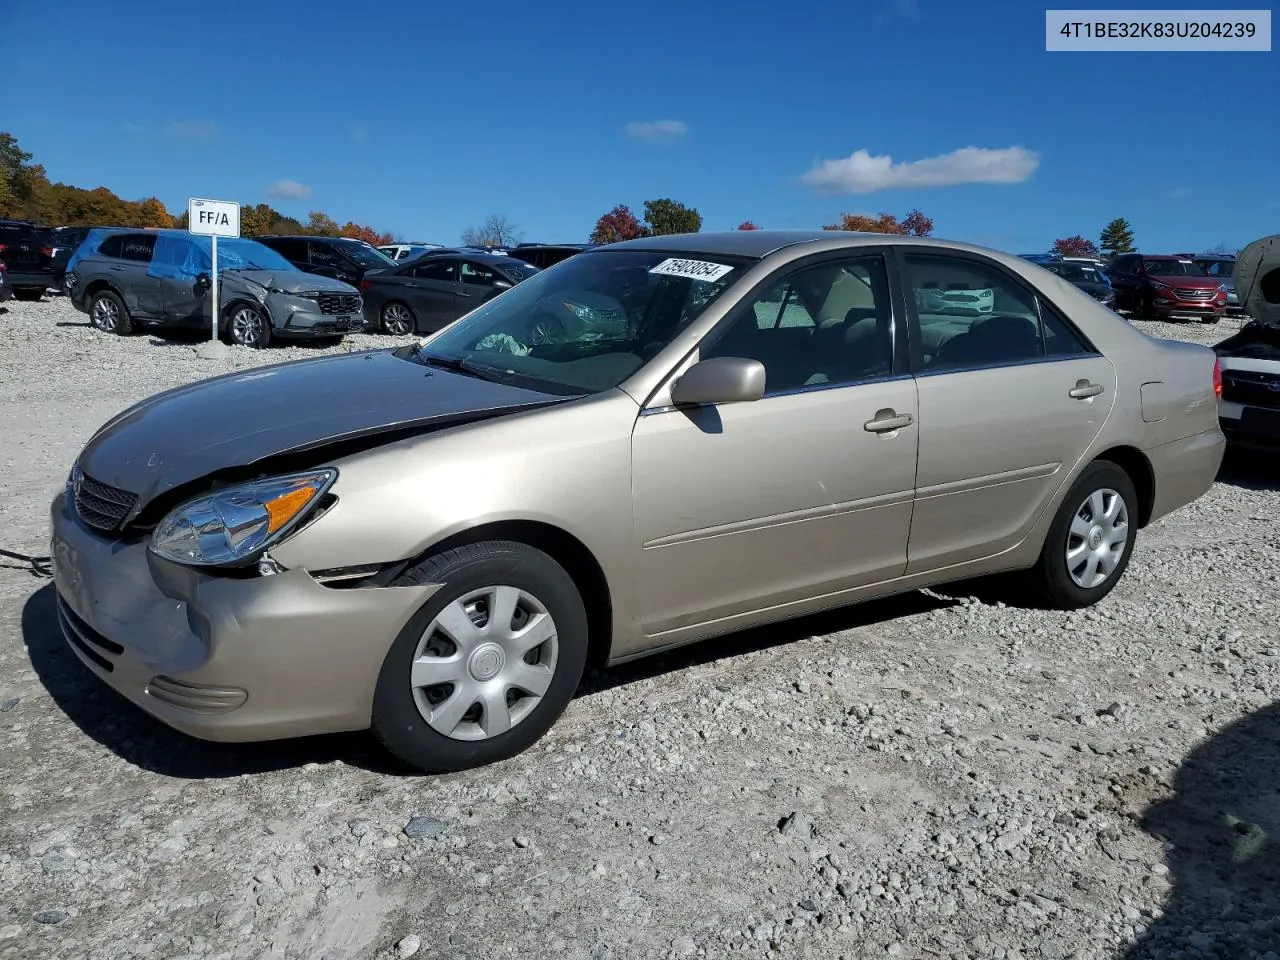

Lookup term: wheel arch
[82,279,124,302]
[410,520,613,671]
[1093,445,1155,527]
[220,296,273,330]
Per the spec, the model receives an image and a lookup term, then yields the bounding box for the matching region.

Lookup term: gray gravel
[1,295,1277,960]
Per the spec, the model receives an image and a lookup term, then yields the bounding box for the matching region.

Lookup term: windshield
[216,238,296,272]
[1048,262,1106,284]
[413,249,748,395]
[337,240,397,268]
[1144,259,1206,277]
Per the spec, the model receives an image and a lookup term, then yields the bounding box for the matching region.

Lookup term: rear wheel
[1029,461,1138,609]
[89,290,133,335]
[380,301,416,336]
[370,541,588,773]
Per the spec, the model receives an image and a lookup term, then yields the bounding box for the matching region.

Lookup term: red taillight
[0,243,6,253]
[40,247,54,257]
[359,279,373,290]
[1213,358,1222,398]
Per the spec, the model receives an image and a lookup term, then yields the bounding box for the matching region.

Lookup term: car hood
[1234,236,1279,327]
[226,270,358,295]
[1073,280,1114,300]
[1149,274,1220,288]
[77,348,562,511]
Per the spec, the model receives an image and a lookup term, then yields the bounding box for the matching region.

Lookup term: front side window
[702,257,894,392]
[413,250,747,395]
[308,243,348,270]
[335,240,396,269]
[460,261,497,286]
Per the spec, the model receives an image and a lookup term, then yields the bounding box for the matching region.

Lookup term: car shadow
[1121,700,1280,958]
[23,582,955,779]
[1217,446,1280,492]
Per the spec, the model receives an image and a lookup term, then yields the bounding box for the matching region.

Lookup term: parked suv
[0,219,55,299]
[1105,253,1227,322]
[45,226,96,292]
[256,235,396,286]
[1192,254,1242,315]
[66,229,364,347]
[510,243,593,270]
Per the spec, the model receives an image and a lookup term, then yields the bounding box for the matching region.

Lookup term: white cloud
[625,119,688,142]
[1168,187,1191,200]
[265,179,313,201]
[165,120,217,141]
[800,145,1040,194]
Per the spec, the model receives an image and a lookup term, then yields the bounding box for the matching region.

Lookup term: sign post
[187,198,241,342]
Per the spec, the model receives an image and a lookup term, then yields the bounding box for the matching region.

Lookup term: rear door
[116,234,164,317]
[307,242,357,284]
[899,249,1116,573]
[405,257,462,330]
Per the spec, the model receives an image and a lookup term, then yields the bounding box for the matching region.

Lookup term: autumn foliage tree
[642,198,702,236]
[736,220,760,230]
[1052,235,1101,258]
[590,204,648,244]
[822,209,933,236]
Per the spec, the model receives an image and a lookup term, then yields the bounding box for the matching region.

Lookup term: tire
[1029,460,1138,610]
[371,541,588,773]
[89,290,133,335]
[1199,315,1221,324]
[380,301,416,336]
[12,288,44,302]
[225,302,271,348]
[528,313,565,345]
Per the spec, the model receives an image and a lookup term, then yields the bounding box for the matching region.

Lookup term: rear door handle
[1069,379,1104,400]
[863,408,914,433]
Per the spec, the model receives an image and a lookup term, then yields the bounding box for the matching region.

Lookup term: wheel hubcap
[231,308,263,345]
[383,304,412,335]
[1066,488,1129,589]
[410,585,558,741]
[91,298,118,331]
[530,320,561,345]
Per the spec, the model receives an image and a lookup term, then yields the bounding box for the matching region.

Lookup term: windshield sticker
[649,258,734,282]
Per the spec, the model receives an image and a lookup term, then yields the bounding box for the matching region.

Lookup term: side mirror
[670,356,766,406]
[195,273,211,293]
[493,279,513,290]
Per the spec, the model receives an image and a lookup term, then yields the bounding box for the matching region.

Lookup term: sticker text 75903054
[649,258,735,282]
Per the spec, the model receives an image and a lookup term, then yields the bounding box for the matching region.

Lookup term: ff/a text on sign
[1046,10,1271,50]
[187,198,241,238]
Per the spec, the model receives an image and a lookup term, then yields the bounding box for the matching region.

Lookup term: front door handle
[863,408,914,433]
[1069,379,1104,400]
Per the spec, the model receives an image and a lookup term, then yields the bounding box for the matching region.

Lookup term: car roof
[603,229,1036,262]
[1141,254,1194,260]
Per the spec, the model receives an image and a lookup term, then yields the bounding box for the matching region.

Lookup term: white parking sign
[187,198,241,238]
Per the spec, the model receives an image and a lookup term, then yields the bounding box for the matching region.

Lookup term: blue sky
[3,0,1276,252]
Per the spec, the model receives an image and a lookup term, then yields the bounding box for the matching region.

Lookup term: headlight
[150,469,336,567]
[563,301,597,322]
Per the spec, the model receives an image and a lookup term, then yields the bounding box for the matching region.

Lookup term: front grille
[316,293,361,316]
[1173,287,1215,301]
[1222,370,1280,410]
[74,473,138,532]
[57,595,124,672]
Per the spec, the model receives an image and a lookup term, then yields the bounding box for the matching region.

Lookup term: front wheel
[226,303,271,348]
[528,313,565,345]
[1029,461,1138,610]
[371,541,588,773]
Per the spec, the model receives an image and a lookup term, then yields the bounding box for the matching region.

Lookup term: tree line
[0,131,394,244]
[1051,218,1237,260]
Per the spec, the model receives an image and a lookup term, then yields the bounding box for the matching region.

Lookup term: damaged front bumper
[49,490,438,742]
[265,291,366,339]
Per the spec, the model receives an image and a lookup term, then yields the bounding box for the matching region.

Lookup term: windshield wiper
[413,348,510,383]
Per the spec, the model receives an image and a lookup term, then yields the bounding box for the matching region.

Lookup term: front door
[405,258,463,330]
[631,253,919,638]
[899,250,1117,573]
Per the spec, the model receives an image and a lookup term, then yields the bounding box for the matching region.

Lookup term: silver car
[50,231,1225,772]
[66,229,364,347]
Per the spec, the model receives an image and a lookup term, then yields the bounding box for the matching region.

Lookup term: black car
[0,219,55,299]
[1041,260,1115,307]
[511,243,593,270]
[45,226,96,291]
[360,251,540,335]
[256,235,397,286]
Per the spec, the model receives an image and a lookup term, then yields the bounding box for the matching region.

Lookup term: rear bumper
[1220,401,1280,449]
[49,489,438,742]
[1145,426,1226,524]
[4,270,54,290]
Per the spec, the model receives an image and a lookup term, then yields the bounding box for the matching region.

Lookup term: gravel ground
[1,296,1278,960]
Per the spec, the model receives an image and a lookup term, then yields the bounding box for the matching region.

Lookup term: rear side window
[262,238,307,261]
[120,235,156,263]
[411,259,458,282]
[97,235,125,258]
[1040,301,1092,357]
